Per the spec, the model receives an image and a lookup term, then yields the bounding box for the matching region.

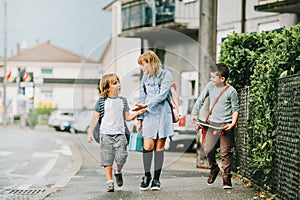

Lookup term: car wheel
[164,137,171,151]
[184,140,196,153]
[69,127,76,134]
[60,124,66,131]
[165,137,176,151]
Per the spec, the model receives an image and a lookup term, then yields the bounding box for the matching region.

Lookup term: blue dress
[138,69,174,139]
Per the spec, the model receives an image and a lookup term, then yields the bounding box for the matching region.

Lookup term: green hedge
[219,23,300,187]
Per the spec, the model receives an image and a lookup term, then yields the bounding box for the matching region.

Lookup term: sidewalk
[42,137,259,200]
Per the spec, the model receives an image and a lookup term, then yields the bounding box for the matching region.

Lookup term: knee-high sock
[154,150,164,181]
[143,149,153,177]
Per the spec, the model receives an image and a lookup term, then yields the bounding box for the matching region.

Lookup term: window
[41,68,53,77]
[41,89,53,100]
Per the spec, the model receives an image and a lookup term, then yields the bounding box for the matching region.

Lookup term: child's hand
[87,132,93,143]
[132,104,147,111]
[126,109,147,121]
[223,123,235,131]
[190,115,197,124]
[136,108,147,115]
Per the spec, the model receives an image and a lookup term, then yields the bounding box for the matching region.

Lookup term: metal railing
[257,0,284,5]
[122,0,175,31]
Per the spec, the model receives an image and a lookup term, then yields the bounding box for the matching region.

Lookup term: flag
[22,72,32,82]
[5,69,15,82]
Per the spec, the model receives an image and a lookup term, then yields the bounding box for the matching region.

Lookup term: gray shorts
[100,134,128,167]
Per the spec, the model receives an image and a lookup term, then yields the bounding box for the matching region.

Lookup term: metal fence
[233,86,252,178]
[233,74,300,199]
[271,74,300,200]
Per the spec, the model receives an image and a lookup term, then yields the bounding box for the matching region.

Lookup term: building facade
[0,41,102,119]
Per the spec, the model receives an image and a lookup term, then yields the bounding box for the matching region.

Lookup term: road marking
[33,152,58,158]
[53,145,72,156]
[17,158,57,190]
[0,151,13,157]
[36,158,57,177]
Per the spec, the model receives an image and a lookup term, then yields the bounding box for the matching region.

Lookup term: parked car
[48,110,75,132]
[165,97,197,152]
[70,109,94,133]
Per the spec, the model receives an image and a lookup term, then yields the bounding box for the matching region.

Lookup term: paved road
[0,126,81,200]
[45,131,259,200]
[0,127,256,200]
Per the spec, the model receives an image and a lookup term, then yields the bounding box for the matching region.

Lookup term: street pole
[196,0,217,168]
[198,0,217,93]
[2,1,7,126]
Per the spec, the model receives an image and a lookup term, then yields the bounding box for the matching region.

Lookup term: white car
[165,97,197,152]
[48,110,75,132]
[70,110,94,133]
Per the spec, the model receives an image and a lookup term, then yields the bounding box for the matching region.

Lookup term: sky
[0,0,112,61]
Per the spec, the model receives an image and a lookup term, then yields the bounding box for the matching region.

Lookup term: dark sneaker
[115,173,123,187]
[151,179,161,191]
[207,167,220,185]
[106,181,114,192]
[223,176,233,189]
[139,176,152,190]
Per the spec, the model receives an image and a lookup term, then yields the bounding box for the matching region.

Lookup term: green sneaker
[115,173,123,187]
[139,176,152,190]
[151,179,161,191]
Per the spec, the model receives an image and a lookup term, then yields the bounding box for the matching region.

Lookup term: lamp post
[2,1,7,126]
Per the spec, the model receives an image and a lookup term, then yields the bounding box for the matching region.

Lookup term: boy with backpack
[87,73,146,192]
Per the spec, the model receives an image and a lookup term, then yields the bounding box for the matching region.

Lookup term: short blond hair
[138,51,161,76]
[99,73,120,97]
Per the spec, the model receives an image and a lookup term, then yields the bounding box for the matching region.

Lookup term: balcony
[254,0,300,13]
[122,0,175,31]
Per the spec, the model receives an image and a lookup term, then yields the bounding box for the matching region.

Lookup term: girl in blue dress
[136,51,174,191]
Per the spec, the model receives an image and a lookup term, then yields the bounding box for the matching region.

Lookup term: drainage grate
[6,189,46,195]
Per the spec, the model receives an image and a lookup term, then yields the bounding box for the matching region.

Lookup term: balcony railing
[122,0,175,31]
[255,0,300,13]
[257,0,284,5]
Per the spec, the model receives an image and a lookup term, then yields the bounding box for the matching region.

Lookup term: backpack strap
[98,96,129,123]
[98,97,106,124]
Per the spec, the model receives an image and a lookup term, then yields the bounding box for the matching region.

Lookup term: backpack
[143,69,180,123]
[93,96,130,143]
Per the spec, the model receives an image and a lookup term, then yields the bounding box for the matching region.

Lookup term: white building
[0,41,102,116]
[102,0,299,99]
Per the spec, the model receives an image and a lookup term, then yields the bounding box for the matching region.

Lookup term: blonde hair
[99,73,120,97]
[138,51,161,76]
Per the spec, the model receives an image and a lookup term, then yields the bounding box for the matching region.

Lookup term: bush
[219,23,300,187]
